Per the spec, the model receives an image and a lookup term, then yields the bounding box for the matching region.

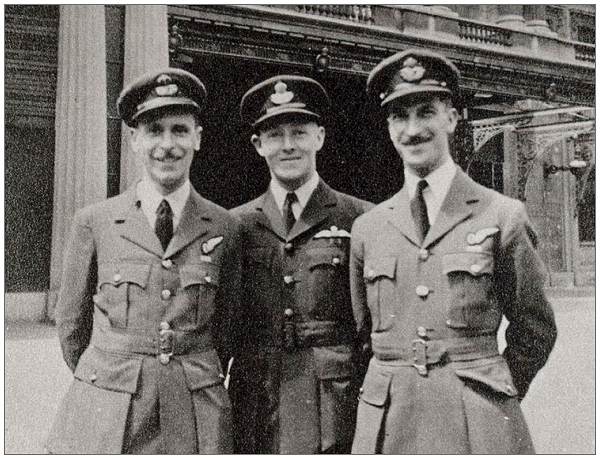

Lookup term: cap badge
[270,81,294,105]
[399,57,426,82]
[155,83,179,97]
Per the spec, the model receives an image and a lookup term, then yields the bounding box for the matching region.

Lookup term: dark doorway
[178,55,402,209]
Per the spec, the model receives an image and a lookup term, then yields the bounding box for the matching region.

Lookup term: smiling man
[230,75,373,454]
[350,49,557,454]
[47,68,242,454]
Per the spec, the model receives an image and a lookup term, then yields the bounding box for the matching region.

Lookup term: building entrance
[181,55,403,209]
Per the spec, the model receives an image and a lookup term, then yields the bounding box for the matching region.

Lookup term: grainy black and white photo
[5,3,595,454]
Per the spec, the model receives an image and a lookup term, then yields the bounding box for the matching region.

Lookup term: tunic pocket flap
[360,370,392,407]
[180,350,225,391]
[181,263,220,288]
[98,262,151,288]
[74,347,143,394]
[313,346,353,380]
[307,249,347,270]
[454,356,518,397]
[363,257,396,281]
[442,252,494,276]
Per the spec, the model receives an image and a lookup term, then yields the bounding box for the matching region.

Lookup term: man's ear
[315,125,325,151]
[194,125,203,151]
[446,107,459,134]
[251,133,266,157]
[129,127,140,153]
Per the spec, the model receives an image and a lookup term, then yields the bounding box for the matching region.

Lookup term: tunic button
[204,276,212,284]
[506,384,517,396]
[90,372,97,383]
[161,289,172,300]
[417,326,428,338]
[332,257,341,266]
[284,242,294,252]
[418,249,429,261]
[284,275,294,285]
[92,294,99,304]
[161,259,173,269]
[367,269,375,280]
[113,273,121,283]
[284,308,294,317]
[159,321,170,331]
[158,354,170,365]
[467,233,477,245]
[470,264,482,274]
[415,285,429,297]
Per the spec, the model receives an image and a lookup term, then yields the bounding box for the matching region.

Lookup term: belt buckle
[411,338,428,376]
[159,329,174,364]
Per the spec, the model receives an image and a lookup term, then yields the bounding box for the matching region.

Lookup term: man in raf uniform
[230,75,373,453]
[47,68,241,454]
[350,49,557,454]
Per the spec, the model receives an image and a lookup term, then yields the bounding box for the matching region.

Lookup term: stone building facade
[5,5,595,321]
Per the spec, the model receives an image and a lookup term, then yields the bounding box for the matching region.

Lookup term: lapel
[164,187,211,258]
[422,168,477,248]
[256,189,287,240]
[386,187,421,247]
[116,187,164,257]
[287,180,336,241]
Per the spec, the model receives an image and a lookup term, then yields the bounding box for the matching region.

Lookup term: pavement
[4,294,596,454]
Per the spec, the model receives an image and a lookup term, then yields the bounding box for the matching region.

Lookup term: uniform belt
[374,335,499,376]
[260,321,355,351]
[90,326,214,364]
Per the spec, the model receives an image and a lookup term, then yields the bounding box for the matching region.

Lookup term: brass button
[332,257,341,266]
[159,321,170,331]
[113,273,121,283]
[415,285,429,297]
[161,289,172,300]
[446,319,453,326]
[366,269,375,280]
[359,387,364,394]
[417,326,428,338]
[158,354,170,365]
[284,308,294,317]
[418,249,429,261]
[470,264,482,274]
[161,259,173,269]
[204,275,212,284]
[467,233,477,245]
[92,294,99,304]
[283,275,294,285]
[90,372,97,383]
[284,242,294,252]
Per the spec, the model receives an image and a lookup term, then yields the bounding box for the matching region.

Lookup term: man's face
[386,95,458,177]
[252,118,324,190]
[130,111,202,195]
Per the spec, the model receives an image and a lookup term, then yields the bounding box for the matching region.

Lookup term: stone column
[120,5,169,191]
[49,5,108,319]
[496,5,525,30]
[523,5,556,36]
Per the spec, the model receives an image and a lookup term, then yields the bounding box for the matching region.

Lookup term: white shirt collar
[136,179,191,230]
[270,173,320,217]
[404,159,456,224]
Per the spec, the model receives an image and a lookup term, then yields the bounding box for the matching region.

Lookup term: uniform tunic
[350,168,557,454]
[231,180,373,453]
[46,186,242,454]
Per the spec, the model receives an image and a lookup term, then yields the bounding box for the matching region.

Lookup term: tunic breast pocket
[97,262,151,327]
[181,263,220,326]
[306,247,349,320]
[442,252,501,332]
[363,257,397,332]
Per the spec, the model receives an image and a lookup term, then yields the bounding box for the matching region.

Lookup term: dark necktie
[410,179,430,243]
[283,192,298,235]
[155,199,173,251]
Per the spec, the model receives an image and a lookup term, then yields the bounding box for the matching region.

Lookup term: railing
[294,5,372,24]
[459,21,512,47]
[574,43,595,63]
